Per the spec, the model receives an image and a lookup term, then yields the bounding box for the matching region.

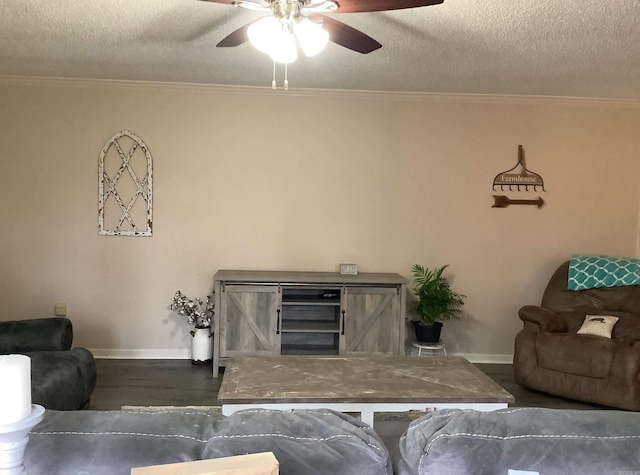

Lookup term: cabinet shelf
[281,301,340,307]
[281,345,339,356]
[281,320,340,333]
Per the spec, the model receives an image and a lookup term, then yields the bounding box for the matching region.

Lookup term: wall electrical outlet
[54,302,67,317]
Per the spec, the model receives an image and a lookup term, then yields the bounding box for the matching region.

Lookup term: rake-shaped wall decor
[98,131,153,236]
[492,145,545,192]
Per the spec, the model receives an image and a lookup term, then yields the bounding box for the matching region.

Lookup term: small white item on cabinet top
[340,264,358,275]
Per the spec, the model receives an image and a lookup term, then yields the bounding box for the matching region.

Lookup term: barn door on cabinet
[218,284,281,358]
[341,286,402,354]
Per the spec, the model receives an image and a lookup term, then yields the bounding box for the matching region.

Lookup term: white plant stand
[412,340,447,356]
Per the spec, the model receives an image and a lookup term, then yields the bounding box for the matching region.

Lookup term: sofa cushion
[535,332,615,378]
[394,408,640,475]
[27,349,97,410]
[26,409,220,474]
[0,317,73,353]
[203,409,391,475]
[25,409,391,475]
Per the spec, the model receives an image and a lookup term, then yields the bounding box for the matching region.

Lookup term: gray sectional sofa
[23,407,640,474]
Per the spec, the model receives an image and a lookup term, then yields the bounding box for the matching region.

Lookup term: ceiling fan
[200,0,444,64]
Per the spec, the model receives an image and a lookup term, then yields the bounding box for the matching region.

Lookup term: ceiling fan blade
[335,0,443,13]
[316,15,381,54]
[216,22,253,47]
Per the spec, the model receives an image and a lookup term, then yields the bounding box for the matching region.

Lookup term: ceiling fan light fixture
[248,15,297,64]
[268,28,298,64]
[294,18,329,57]
[247,16,280,54]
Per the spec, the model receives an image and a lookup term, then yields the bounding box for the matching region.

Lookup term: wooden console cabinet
[212,270,407,377]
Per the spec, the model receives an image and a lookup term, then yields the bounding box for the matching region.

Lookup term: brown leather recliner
[514,260,640,410]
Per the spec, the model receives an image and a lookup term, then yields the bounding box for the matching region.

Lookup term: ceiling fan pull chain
[269,62,290,91]
[284,63,289,91]
[272,61,277,90]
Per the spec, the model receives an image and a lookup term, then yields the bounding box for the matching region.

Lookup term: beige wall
[1,78,639,361]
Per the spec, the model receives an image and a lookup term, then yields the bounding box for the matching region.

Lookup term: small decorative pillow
[576,315,619,338]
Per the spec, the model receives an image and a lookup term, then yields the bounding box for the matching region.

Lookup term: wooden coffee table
[217,355,514,426]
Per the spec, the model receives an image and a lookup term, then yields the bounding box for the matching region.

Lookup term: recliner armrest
[518,305,566,332]
[0,318,73,353]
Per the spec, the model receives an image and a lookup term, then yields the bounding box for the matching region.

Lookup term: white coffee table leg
[359,408,374,427]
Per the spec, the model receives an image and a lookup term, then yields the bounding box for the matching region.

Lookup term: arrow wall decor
[492,195,545,209]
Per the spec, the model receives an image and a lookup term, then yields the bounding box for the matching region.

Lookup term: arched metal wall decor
[98,131,153,236]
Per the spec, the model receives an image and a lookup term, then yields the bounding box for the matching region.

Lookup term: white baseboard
[407,347,513,364]
[456,353,514,364]
[91,348,514,364]
[90,349,190,359]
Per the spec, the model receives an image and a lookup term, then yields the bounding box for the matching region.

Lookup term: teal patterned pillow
[568,255,640,291]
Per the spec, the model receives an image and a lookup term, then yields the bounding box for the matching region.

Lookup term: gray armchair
[0,317,97,410]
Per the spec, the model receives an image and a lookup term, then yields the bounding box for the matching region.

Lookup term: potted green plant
[411,264,466,343]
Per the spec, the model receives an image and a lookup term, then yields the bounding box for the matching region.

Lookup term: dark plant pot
[414,321,443,343]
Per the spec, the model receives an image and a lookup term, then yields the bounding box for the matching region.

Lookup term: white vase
[190,327,213,365]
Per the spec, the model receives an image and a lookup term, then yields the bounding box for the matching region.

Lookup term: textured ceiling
[1,0,639,99]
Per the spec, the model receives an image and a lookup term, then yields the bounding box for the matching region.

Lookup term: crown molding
[1,75,639,108]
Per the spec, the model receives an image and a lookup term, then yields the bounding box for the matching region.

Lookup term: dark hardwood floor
[90,359,603,411]
[475,363,604,410]
[91,359,221,410]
